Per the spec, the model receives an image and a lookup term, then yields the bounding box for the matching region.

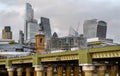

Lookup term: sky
[0,0,120,43]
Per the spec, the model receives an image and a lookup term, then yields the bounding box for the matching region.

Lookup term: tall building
[83,19,98,38]
[2,26,12,39]
[97,21,107,39]
[24,3,34,41]
[27,22,40,42]
[18,30,24,44]
[40,17,52,40]
[53,32,58,38]
[24,3,40,43]
[83,19,107,39]
[25,3,34,22]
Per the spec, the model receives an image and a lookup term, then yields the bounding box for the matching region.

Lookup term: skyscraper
[83,19,98,38]
[83,19,107,39]
[24,3,34,41]
[97,21,107,39]
[19,30,24,44]
[27,22,40,42]
[2,26,12,39]
[25,3,34,22]
[24,3,40,43]
[40,17,52,40]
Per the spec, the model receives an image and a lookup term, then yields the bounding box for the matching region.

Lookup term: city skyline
[0,0,120,43]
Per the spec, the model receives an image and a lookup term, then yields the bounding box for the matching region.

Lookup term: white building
[83,19,98,38]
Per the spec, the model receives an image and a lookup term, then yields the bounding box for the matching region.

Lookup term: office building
[83,19,107,39]
[97,21,107,39]
[40,17,52,40]
[18,30,24,44]
[2,26,12,39]
[24,3,34,41]
[25,3,34,22]
[24,3,40,43]
[27,22,40,43]
[47,35,87,51]
[83,19,98,38]
[53,32,58,38]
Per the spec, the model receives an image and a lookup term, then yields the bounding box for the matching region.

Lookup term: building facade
[24,3,40,43]
[97,21,107,39]
[24,3,34,41]
[83,19,107,39]
[2,26,12,39]
[47,35,87,51]
[25,3,34,22]
[83,19,98,38]
[18,30,24,44]
[40,17,52,41]
[27,22,40,43]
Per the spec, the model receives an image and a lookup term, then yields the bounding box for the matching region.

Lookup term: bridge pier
[17,68,23,76]
[118,65,120,76]
[34,70,36,76]
[65,65,71,76]
[82,65,95,76]
[109,65,118,76]
[26,67,31,76]
[34,65,43,76]
[97,65,106,76]
[73,65,79,76]
[57,65,63,76]
[47,65,53,76]
[80,66,84,76]
[7,67,14,76]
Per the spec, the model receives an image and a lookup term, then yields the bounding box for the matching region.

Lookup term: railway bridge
[0,45,120,76]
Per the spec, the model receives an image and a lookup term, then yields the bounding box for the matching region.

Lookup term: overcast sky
[0,0,120,43]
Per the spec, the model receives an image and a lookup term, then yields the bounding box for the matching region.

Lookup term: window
[40,38,42,43]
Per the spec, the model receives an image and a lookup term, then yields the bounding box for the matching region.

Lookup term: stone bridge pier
[4,61,120,76]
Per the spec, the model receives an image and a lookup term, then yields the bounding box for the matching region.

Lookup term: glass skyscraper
[97,21,107,39]
[40,17,52,40]
[83,19,107,39]
[24,3,40,43]
[25,3,34,22]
